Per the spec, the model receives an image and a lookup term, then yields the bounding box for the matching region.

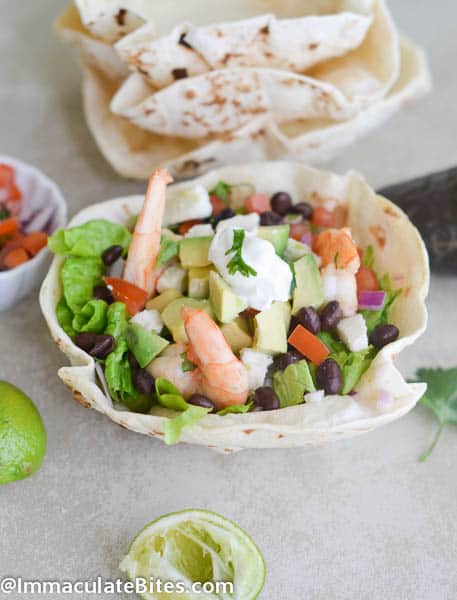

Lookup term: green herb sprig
[225,229,257,278]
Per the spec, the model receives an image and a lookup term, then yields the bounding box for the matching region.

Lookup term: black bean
[293,202,314,220]
[93,284,114,304]
[212,208,235,227]
[74,332,97,353]
[296,307,321,334]
[260,210,282,226]
[316,358,342,395]
[254,387,280,411]
[102,244,123,266]
[273,350,302,372]
[271,192,292,216]
[188,394,217,413]
[89,334,115,359]
[320,301,343,332]
[369,324,400,349]
[127,351,140,370]
[133,369,155,395]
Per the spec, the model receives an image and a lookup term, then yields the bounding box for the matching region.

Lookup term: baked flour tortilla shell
[39,162,429,451]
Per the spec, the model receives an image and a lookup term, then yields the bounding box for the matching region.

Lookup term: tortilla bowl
[39,162,429,452]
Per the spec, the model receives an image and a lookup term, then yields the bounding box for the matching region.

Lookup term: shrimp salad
[49,169,402,444]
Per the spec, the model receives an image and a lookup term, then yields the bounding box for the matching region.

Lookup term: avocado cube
[179,236,213,268]
[257,225,290,256]
[209,271,246,324]
[125,324,169,368]
[253,301,290,355]
[188,266,212,299]
[221,317,253,353]
[292,254,324,314]
[162,297,214,344]
[146,288,182,313]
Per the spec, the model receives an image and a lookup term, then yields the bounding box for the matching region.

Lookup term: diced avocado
[188,266,212,299]
[253,301,289,355]
[292,254,324,314]
[209,271,246,323]
[284,238,310,262]
[221,317,253,353]
[146,288,182,313]
[125,323,169,368]
[257,225,290,256]
[161,297,214,343]
[179,236,213,268]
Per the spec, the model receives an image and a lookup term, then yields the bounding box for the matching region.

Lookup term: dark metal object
[377,167,457,274]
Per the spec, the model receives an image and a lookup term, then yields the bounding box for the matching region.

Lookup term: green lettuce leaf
[217,403,252,416]
[163,405,211,445]
[362,245,375,268]
[72,299,107,334]
[105,302,129,341]
[209,181,231,204]
[125,323,169,368]
[60,256,105,314]
[157,236,180,267]
[154,377,188,411]
[49,220,131,257]
[104,339,152,413]
[273,360,315,408]
[56,298,75,338]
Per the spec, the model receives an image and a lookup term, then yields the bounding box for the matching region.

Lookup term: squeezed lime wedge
[120,509,265,599]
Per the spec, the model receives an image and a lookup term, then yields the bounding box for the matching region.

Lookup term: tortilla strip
[39,162,429,451]
[116,11,372,89]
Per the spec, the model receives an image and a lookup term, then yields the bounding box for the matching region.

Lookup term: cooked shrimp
[124,168,173,297]
[146,343,201,399]
[313,227,360,274]
[181,307,249,409]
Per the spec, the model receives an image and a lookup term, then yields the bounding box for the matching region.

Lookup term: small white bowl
[0,155,67,311]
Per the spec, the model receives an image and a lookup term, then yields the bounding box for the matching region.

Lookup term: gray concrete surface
[0,1,456,598]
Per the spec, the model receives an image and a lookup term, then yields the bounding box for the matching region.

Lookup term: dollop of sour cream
[209,217,292,311]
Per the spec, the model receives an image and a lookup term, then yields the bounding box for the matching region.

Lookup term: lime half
[0,381,47,485]
[120,509,265,599]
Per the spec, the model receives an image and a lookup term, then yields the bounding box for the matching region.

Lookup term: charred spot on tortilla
[172,68,189,81]
[308,42,319,50]
[178,33,192,49]
[115,8,127,27]
[185,89,197,100]
[369,225,387,248]
[260,25,270,35]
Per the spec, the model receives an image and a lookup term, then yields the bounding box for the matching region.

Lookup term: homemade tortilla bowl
[40,163,429,452]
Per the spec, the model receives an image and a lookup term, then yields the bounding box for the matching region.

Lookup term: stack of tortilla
[56,0,431,179]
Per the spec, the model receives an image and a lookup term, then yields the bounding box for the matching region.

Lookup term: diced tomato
[288,325,329,365]
[210,194,227,216]
[178,219,204,235]
[239,308,260,319]
[3,248,28,269]
[311,205,347,229]
[0,164,15,188]
[356,266,379,293]
[290,222,311,242]
[6,183,22,202]
[22,231,48,256]
[0,217,19,237]
[103,277,148,316]
[245,193,270,214]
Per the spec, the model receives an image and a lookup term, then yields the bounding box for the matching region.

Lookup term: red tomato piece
[245,193,271,214]
[103,277,148,316]
[356,266,379,293]
[0,164,15,188]
[210,194,227,216]
[178,219,204,235]
[290,222,311,242]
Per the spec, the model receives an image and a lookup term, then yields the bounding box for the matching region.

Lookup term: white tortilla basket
[39,162,429,452]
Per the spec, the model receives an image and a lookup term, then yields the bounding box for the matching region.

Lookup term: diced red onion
[300,232,313,247]
[358,290,386,311]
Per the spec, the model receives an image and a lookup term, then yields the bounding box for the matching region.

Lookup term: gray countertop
[1,1,456,598]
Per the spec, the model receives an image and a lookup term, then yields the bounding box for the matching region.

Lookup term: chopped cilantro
[225,229,257,278]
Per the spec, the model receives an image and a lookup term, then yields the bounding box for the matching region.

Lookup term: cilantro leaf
[415,367,457,461]
[225,229,257,278]
[209,181,231,205]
